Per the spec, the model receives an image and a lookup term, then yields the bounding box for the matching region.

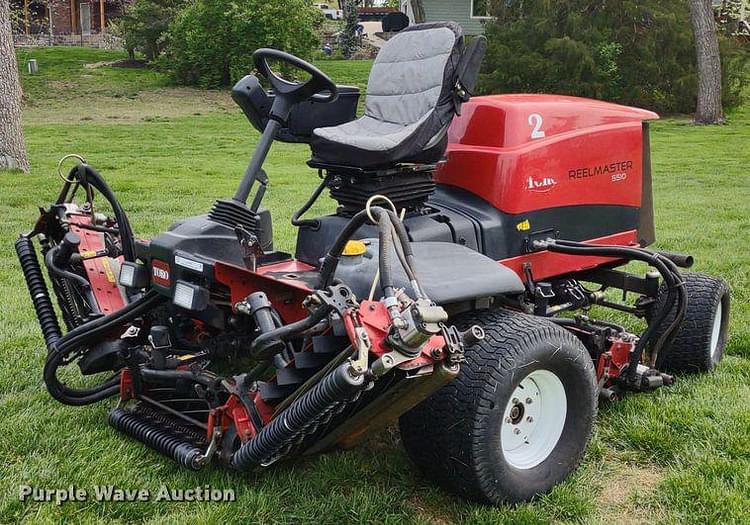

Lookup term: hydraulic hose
[318,209,371,288]
[384,209,426,299]
[646,253,687,367]
[317,205,401,302]
[545,240,679,376]
[291,174,331,229]
[539,239,686,382]
[250,306,331,359]
[44,245,100,315]
[377,211,395,296]
[656,250,694,269]
[17,236,161,406]
[549,240,687,366]
[140,369,218,387]
[317,206,423,294]
[64,164,136,263]
[44,290,166,405]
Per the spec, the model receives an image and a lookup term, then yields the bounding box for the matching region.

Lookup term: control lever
[235,225,263,271]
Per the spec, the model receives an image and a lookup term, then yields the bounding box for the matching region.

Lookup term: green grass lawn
[1,48,749,524]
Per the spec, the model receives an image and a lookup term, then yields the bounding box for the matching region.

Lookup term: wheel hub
[710,302,723,360]
[500,369,567,470]
[509,402,525,424]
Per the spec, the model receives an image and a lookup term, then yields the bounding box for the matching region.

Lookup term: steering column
[233,49,338,205]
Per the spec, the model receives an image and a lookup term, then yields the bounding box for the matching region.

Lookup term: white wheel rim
[710,302,723,360]
[500,369,567,470]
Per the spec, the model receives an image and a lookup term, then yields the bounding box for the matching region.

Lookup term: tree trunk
[410,0,425,23]
[689,0,724,124]
[0,0,29,172]
[340,0,359,59]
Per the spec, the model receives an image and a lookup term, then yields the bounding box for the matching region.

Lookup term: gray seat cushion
[310,22,464,169]
[313,113,431,153]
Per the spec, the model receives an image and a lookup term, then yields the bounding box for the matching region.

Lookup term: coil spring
[232,364,366,470]
[15,236,62,350]
[108,408,205,470]
[52,276,81,330]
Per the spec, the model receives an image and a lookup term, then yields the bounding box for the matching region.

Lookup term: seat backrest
[364,22,464,129]
[309,22,486,169]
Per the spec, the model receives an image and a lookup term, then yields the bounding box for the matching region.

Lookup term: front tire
[649,272,730,373]
[399,309,597,505]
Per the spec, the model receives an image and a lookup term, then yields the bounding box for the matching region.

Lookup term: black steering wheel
[253,48,338,104]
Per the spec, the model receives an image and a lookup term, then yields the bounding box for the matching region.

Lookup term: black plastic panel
[295,185,642,266]
[231,74,360,144]
[294,203,480,266]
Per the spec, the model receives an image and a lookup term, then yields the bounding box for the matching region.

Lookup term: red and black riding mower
[17,22,731,504]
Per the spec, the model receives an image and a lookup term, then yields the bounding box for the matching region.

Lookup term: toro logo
[151,260,171,287]
[526,176,557,193]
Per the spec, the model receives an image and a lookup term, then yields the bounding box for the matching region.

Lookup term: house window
[471,0,491,18]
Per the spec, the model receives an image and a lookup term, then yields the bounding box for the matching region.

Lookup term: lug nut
[504,417,512,424]
[526,416,534,423]
[513,428,521,435]
[525,397,533,404]
[512,398,519,405]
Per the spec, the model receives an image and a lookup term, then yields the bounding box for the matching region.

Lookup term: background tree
[409,0,425,23]
[166,0,319,87]
[717,0,743,35]
[480,0,747,115]
[0,0,29,172]
[690,0,725,124]
[339,0,359,59]
[116,0,184,61]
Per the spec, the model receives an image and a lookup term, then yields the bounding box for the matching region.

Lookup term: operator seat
[310,22,485,170]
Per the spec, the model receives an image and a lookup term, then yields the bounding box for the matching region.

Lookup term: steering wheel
[253,48,338,104]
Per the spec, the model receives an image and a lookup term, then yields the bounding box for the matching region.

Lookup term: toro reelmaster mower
[17,22,731,504]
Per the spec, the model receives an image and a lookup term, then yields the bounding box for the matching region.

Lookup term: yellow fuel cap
[342,240,367,256]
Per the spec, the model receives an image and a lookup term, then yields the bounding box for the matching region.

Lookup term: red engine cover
[436,95,658,215]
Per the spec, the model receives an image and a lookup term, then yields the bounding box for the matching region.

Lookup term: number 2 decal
[528,113,545,139]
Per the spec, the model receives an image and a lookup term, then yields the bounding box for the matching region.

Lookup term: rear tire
[399,309,597,505]
[649,272,730,373]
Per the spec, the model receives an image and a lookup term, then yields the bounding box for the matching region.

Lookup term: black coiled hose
[15,236,62,350]
[108,408,204,470]
[232,364,366,470]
